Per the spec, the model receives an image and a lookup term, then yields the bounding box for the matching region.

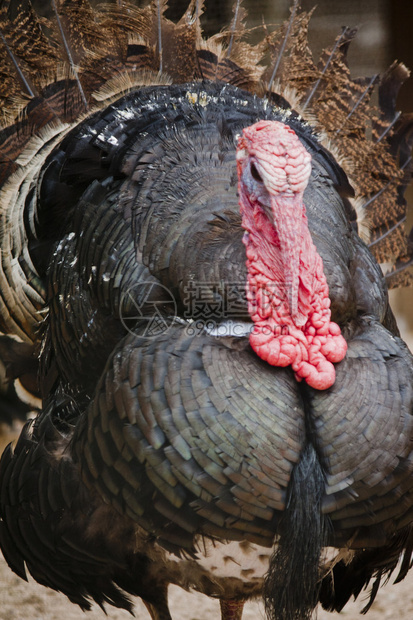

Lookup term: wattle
[241,210,347,390]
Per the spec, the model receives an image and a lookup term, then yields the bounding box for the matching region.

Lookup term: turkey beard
[237,120,347,390]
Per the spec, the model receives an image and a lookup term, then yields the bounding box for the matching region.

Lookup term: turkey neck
[240,193,311,326]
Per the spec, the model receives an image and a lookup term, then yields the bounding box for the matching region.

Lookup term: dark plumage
[0,2,413,619]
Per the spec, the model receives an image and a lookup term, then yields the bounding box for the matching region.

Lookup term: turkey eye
[250,162,262,182]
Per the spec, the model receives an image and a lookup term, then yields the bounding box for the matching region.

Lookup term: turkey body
[1,3,413,620]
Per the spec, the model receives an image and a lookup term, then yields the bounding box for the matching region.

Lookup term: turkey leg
[219,599,245,620]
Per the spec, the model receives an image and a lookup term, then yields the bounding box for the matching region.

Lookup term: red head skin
[237,120,347,390]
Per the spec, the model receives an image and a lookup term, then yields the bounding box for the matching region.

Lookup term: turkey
[1,1,413,619]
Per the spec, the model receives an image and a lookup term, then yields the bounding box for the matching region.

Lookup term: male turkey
[0,1,413,619]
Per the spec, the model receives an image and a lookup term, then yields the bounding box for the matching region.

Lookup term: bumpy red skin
[237,120,347,390]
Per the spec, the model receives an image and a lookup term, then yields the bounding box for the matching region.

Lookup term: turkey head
[237,120,347,389]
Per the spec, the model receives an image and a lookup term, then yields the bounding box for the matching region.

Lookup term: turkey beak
[269,193,304,325]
